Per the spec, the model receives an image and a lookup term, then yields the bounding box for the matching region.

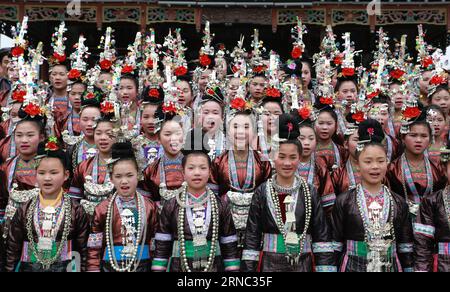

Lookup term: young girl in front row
[5,138,89,272]
[152,129,240,272]
[87,141,158,272]
[332,119,413,272]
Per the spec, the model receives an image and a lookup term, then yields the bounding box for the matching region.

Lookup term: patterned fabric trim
[413,223,435,238]
[316,265,337,272]
[321,193,336,208]
[155,232,173,241]
[242,249,260,261]
[220,235,238,244]
[312,242,335,253]
[87,233,103,248]
[398,243,414,253]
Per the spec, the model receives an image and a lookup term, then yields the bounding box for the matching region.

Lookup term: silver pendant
[37,238,53,251]
[193,235,207,247]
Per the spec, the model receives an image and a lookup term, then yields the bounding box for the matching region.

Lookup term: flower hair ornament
[10,16,29,60]
[98,27,117,72]
[249,29,267,76]
[48,22,67,67]
[400,99,424,134]
[416,24,434,72]
[427,49,449,98]
[355,119,385,153]
[198,21,215,70]
[290,17,307,60]
[271,114,300,152]
[68,35,90,84]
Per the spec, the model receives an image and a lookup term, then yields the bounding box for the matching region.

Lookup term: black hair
[429,84,449,101]
[356,119,387,159]
[334,78,358,93]
[36,141,69,170]
[405,120,433,139]
[298,122,317,139]
[181,128,212,168]
[120,74,139,91]
[16,106,47,135]
[141,86,164,105]
[300,58,315,90]
[110,141,139,172]
[0,48,10,62]
[181,152,212,169]
[261,98,284,113]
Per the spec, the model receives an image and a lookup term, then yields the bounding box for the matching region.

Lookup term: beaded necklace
[26,193,72,270]
[177,186,219,272]
[267,176,311,265]
[105,192,146,272]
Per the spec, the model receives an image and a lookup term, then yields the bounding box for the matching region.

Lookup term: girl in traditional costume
[414,140,450,272]
[242,114,335,272]
[69,105,117,217]
[87,141,158,272]
[332,119,413,272]
[5,138,89,272]
[387,101,446,218]
[152,128,240,272]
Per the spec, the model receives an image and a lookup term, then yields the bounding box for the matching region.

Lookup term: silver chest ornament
[81,175,115,216]
[121,208,138,259]
[226,191,254,230]
[38,206,57,251]
[3,184,39,239]
[366,200,393,272]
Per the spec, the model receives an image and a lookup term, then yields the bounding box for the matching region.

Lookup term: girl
[258,97,284,160]
[132,85,164,167]
[292,109,335,213]
[152,129,239,272]
[247,73,267,105]
[0,85,24,140]
[211,108,272,246]
[54,81,86,142]
[175,76,194,133]
[242,114,334,272]
[67,90,102,169]
[47,64,70,115]
[301,59,316,105]
[426,105,447,166]
[87,141,158,272]
[118,74,140,133]
[428,85,450,117]
[332,119,413,272]
[334,77,359,138]
[314,100,346,172]
[331,113,362,197]
[0,103,46,230]
[389,80,405,137]
[387,103,446,217]
[69,113,117,217]
[198,86,226,160]
[142,106,185,207]
[5,138,89,272]
[368,96,401,161]
[414,140,450,272]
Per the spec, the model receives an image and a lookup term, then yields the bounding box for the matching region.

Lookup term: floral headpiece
[10,16,29,60]
[121,32,142,77]
[174,28,188,77]
[249,29,267,76]
[416,24,434,72]
[427,49,449,98]
[314,55,335,109]
[99,27,117,72]
[265,51,282,101]
[68,35,89,83]
[337,33,360,79]
[400,99,423,134]
[356,127,375,152]
[49,22,67,67]
[198,21,215,70]
[230,35,247,78]
[290,17,307,60]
